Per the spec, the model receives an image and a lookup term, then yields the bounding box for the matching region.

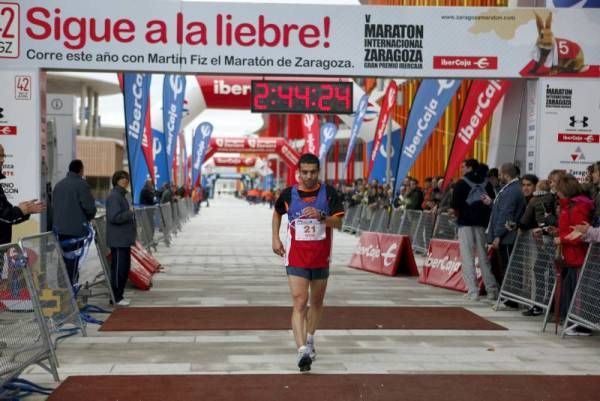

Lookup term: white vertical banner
[536,77,600,181]
[47,94,76,186]
[525,80,538,175]
[0,69,43,238]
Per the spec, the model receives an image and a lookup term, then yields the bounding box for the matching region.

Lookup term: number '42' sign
[0,3,19,59]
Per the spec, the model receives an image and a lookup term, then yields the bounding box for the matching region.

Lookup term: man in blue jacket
[487,163,526,282]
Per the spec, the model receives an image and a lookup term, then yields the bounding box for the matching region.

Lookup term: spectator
[405,178,424,210]
[555,175,593,335]
[487,163,527,284]
[451,158,497,301]
[160,184,173,204]
[366,185,378,210]
[202,187,210,207]
[589,161,600,227]
[171,184,180,203]
[568,221,600,243]
[520,179,556,231]
[0,144,45,244]
[106,171,136,307]
[487,168,501,195]
[518,178,556,317]
[438,180,454,214]
[521,174,539,204]
[429,177,443,211]
[192,188,201,214]
[139,179,157,206]
[548,169,567,195]
[138,179,158,242]
[421,177,435,210]
[52,159,97,284]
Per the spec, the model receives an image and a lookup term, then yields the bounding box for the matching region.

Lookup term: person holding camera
[0,144,46,245]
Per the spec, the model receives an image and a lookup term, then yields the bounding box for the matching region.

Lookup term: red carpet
[99,306,505,331]
[48,374,600,401]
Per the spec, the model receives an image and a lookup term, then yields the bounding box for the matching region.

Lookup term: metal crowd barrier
[160,203,175,240]
[432,212,458,240]
[172,201,182,233]
[342,205,360,233]
[186,198,193,216]
[494,231,557,332]
[358,204,373,233]
[349,204,363,234]
[562,243,600,337]
[19,233,87,338]
[152,204,170,247]
[0,243,59,388]
[412,211,435,254]
[369,208,390,233]
[397,210,422,238]
[91,216,117,305]
[134,207,158,252]
[387,209,404,234]
[177,200,189,225]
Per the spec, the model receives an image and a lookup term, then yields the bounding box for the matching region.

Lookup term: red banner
[442,80,511,190]
[186,155,192,193]
[172,135,179,186]
[301,114,320,156]
[348,232,418,277]
[196,75,252,109]
[143,98,154,181]
[213,157,257,167]
[367,80,397,179]
[419,239,472,292]
[206,137,300,169]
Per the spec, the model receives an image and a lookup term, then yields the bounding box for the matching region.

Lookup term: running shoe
[306,342,317,361]
[521,306,543,317]
[297,346,312,372]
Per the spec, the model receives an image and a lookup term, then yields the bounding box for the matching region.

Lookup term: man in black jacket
[106,171,136,306]
[0,144,45,245]
[405,178,424,210]
[52,160,97,284]
[451,159,498,302]
[139,179,157,206]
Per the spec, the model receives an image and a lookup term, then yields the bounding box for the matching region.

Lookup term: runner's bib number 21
[295,219,326,241]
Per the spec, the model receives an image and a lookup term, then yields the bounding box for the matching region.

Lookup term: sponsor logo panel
[433,56,497,70]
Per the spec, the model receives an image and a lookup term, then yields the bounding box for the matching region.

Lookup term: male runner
[272,153,344,372]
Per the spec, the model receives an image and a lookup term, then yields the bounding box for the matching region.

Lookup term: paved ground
[22,195,600,398]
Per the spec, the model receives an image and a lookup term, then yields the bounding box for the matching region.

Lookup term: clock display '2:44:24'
[251,81,353,114]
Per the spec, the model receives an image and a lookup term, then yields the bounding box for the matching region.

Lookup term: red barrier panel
[0,288,32,311]
[419,239,484,293]
[107,250,152,291]
[128,258,153,291]
[132,242,161,274]
[348,232,418,277]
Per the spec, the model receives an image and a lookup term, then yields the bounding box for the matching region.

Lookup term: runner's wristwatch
[319,211,327,222]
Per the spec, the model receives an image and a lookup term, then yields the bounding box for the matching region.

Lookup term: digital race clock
[251,81,353,114]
